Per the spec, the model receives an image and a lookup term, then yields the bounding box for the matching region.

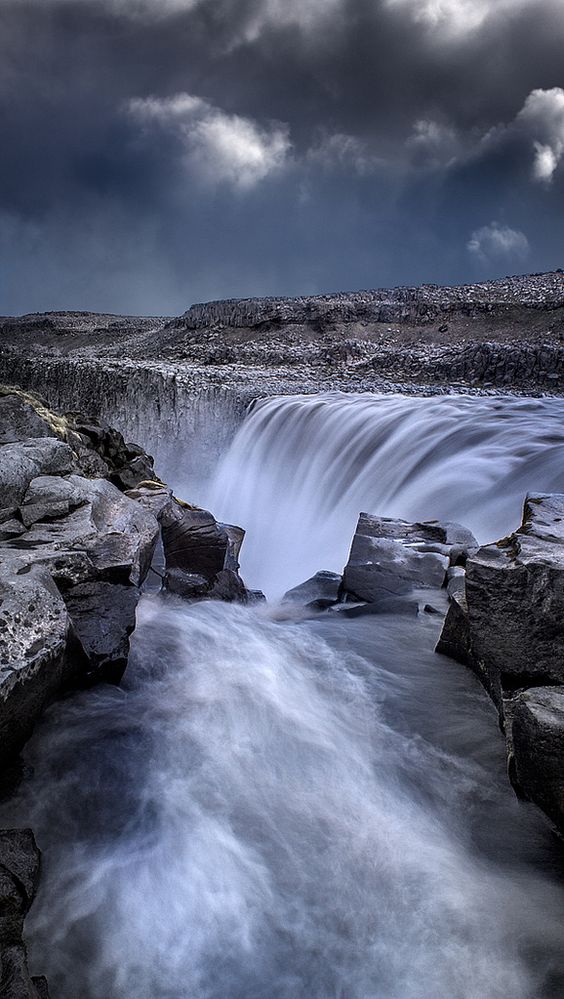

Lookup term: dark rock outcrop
[0,829,47,998]
[511,687,564,833]
[437,494,564,710]
[160,498,253,603]
[436,493,564,835]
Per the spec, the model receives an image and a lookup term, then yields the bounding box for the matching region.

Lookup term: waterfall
[206,392,564,595]
[2,389,564,999]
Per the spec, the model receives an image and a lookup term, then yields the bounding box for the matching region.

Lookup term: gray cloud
[0,0,563,314]
[467,222,530,263]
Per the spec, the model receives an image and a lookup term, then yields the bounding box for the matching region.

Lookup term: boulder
[63,582,140,683]
[282,571,342,606]
[0,394,52,444]
[161,500,252,602]
[342,513,475,606]
[439,494,564,711]
[0,440,74,507]
[511,687,564,834]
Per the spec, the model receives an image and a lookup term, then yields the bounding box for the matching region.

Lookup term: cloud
[407,119,462,169]
[128,93,291,190]
[385,0,544,40]
[306,132,384,175]
[467,222,530,262]
[515,87,564,183]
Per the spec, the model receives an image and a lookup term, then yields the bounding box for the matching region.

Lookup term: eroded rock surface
[437,494,564,834]
[341,513,477,611]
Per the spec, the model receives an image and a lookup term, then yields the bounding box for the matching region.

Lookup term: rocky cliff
[0,387,255,996]
[437,495,564,835]
[1,273,563,464]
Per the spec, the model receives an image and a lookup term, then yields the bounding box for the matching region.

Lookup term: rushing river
[2,392,564,999]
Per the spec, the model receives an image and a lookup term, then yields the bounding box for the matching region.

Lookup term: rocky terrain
[1,272,564,435]
[0,387,256,996]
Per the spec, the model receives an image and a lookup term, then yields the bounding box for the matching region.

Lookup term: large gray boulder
[438,494,564,711]
[342,513,477,606]
[511,687,564,834]
[0,440,75,507]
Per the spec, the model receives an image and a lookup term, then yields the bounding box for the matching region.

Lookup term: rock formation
[0,387,254,992]
[437,494,564,835]
[340,513,477,614]
[1,273,563,465]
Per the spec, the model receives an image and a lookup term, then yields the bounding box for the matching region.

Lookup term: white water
[206,392,564,595]
[2,391,564,998]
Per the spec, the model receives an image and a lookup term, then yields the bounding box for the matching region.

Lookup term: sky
[1,0,563,315]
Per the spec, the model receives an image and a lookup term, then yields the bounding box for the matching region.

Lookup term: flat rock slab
[0,440,74,507]
[341,512,474,605]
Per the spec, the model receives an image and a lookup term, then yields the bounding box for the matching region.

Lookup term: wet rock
[282,570,342,606]
[161,500,251,602]
[435,592,473,666]
[462,494,564,711]
[446,566,466,600]
[336,596,419,618]
[511,687,564,834]
[63,582,140,683]
[341,513,473,603]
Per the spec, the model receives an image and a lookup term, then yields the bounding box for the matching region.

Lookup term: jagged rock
[65,412,157,490]
[63,582,140,683]
[161,500,251,602]
[511,687,564,834]
[0,566,88,766]
[282,570,342,606]
[448,494,564,711]
[0,829,44,999]
[341,513,475,605]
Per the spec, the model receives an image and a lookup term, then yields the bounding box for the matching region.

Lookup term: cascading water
[2,390,564,999]
[205,392,564,595]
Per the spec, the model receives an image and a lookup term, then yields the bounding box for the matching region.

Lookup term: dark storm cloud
[0,0,563,314]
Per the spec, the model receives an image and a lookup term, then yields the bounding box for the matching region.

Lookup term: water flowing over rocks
[0,388,254,992]
[437,494,564,834]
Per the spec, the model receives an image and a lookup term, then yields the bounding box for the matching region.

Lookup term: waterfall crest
[206,392,564,594]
